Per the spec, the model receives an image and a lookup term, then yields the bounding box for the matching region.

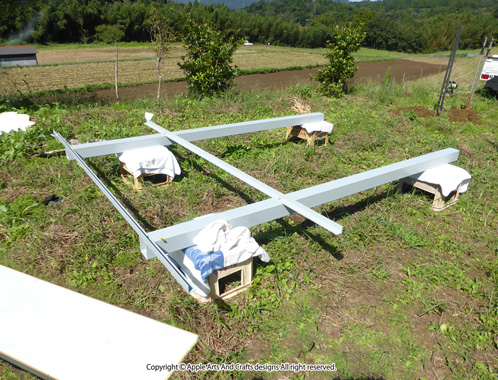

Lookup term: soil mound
[448,106,478,123]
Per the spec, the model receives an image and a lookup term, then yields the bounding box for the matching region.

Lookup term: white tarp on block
[0,265,198,380]
[300,121,333,134]
[0,112,35,135]
[409,164,471,197]
[116,146,181,179]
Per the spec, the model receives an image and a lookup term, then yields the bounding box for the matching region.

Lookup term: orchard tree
[311,24,366,97]
[145,7,175,101]
[95,24,125,100]
[178,17,241,97]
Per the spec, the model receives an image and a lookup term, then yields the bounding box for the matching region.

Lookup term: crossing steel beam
[54,113,461,296]
[145,120,343,236]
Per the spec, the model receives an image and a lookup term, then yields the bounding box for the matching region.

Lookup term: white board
[0,265,198,380]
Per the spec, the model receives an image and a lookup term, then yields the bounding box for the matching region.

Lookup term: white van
[480,55,498,92]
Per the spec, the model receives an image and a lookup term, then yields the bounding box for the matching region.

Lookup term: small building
[0,46,39,67]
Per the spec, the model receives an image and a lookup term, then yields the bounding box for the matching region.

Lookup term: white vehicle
[243,40,253,46]
[480,54,498,92]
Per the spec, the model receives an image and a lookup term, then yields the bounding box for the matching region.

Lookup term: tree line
[1,0,497,53]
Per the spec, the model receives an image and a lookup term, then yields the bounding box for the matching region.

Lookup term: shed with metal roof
[0,46,38,67]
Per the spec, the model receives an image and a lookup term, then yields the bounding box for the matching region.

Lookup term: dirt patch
[94,59,445,101]
[392,106,436,118]
[448,106,479,123]
[354,59,445,84]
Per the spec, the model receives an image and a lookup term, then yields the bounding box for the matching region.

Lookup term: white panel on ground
[0,265,198,380]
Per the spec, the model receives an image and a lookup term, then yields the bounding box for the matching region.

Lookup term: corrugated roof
[0,46,38,56]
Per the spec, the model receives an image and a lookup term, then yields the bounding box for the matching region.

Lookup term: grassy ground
[0,51,497,380]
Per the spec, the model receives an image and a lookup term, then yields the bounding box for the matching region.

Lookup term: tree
[95,24,125,100]
[311,24,365,97]
[178,16,241,97]
[145,7,175,101]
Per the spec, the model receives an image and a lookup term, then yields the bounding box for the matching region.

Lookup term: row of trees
[145,14,362,99]
[1,0,497,53]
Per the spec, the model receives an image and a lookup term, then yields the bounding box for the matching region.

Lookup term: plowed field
[95,59,445,100]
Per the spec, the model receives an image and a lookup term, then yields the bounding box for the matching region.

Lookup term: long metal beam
[69,113,325,159]
[145,120,343,235]
[148,148,460,253]
[53,131,196,294]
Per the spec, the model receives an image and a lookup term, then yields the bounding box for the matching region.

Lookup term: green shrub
[178,17,242,97]
[311,24,366,97]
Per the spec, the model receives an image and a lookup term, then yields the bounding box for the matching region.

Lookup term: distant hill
[169,0,260,10]
[169,0,349,10]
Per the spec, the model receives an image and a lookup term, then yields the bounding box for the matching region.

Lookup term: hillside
[169,0,260,9]
[1,0,497,52]
[169,0,350,10]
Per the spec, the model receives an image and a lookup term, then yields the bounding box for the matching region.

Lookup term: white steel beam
[69,113,325,159]
[148,148,460,253]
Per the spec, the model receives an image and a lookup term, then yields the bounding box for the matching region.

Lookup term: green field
[1,48,497,380]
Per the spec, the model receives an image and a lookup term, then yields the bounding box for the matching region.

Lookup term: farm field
[1,44,456,96]
[92,59,446,101]
[1,44,329,95]
[1,46,498,380]
[33,44,324,64]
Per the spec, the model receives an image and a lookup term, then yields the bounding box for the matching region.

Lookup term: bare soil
[95,59,445,101]
[392,106,436,118]
[448,106,479,123]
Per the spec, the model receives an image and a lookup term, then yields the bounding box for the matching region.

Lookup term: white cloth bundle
[410,164,471,197]
[193,219,270,267]
[0,112,35,135]
[300,121,334,134]
[116,146,181,179]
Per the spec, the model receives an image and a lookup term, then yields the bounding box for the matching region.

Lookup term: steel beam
[145,120,343,235]
[69,113,325,159]
[66,134,172,159]
[53,131,197,294]
[148,148,460,253]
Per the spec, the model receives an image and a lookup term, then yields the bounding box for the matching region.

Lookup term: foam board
[0,265,198,380]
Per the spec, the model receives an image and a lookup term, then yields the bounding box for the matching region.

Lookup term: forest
[1,0,497,53]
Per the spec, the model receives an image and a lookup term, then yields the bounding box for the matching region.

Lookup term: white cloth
[300,121,333,134]
[410,164,471,197]
[116,146,181,179]
[193,219,270,267]
[0,112,35,135]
